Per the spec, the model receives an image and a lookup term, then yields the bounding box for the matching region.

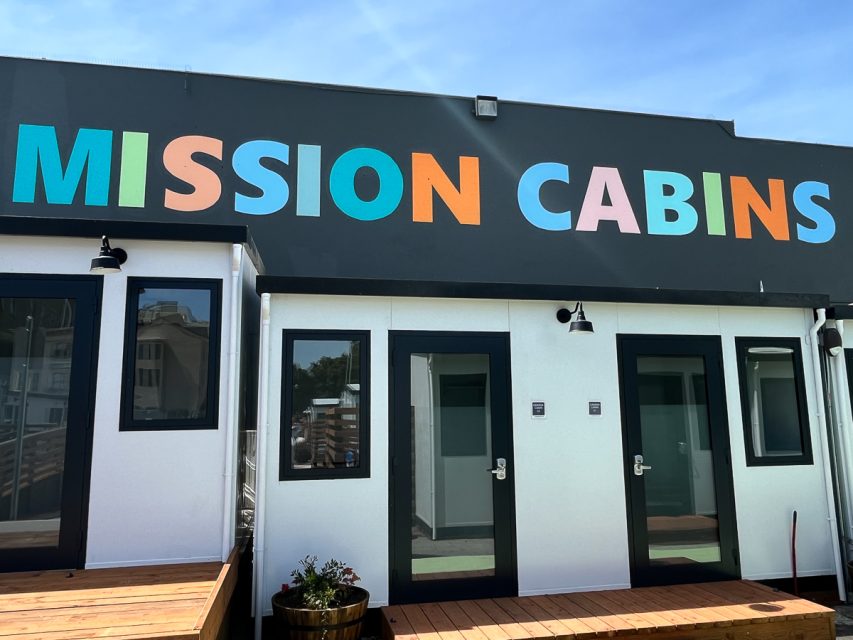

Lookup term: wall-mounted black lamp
[822,327,843,357]
[556,302,594,334]
[474,95,498,120]
[90,235,127,274]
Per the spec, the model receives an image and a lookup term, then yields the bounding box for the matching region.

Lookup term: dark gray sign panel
[1,57,851,300]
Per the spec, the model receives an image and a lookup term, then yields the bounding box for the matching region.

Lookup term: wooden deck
[0,547,239,640]
[382,581,836,640]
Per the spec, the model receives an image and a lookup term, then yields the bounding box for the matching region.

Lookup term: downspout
[832,320,853,579]
[810,308,847,602]
[253,293,272,640]
[222,244,243,561]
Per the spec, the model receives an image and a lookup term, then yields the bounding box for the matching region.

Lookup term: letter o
[329,148,403,221]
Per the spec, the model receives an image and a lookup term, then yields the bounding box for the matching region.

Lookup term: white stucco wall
[0,234,249,568]
[260,295,834,611]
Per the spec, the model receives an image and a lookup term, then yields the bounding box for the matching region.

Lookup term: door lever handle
[488,457,507,480]
[633,454,652,476]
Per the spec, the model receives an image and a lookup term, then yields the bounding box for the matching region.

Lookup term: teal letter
[329,148,403,221]
[233,140,289,215]
[13,124,112,206]
[517,163,571,231]
[297,144,321,217]
[794,181,835,244]
[644,170,698,236]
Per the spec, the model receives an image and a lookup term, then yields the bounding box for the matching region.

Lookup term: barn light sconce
[822,327,843,357]
[556,303,594,334]
[90,235,127,274]
[474,95,498,120]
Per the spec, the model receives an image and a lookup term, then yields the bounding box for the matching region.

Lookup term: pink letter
[163,135,223,211]
[576,166,640,233]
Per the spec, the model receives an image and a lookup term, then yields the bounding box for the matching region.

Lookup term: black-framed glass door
[0,276,100,571]
[619,335,739,586]
[389,332,517,604]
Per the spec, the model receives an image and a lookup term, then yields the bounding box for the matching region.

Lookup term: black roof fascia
[827,306,853,320]
[256,276,830,309]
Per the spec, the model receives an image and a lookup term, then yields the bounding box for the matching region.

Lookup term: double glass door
[389,332,516,604]
[0,278,99,571]
[619,335,739,586]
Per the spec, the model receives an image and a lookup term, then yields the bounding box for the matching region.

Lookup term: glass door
[619,335,739,586]
[0,277,100,571]
[389,332,516,604]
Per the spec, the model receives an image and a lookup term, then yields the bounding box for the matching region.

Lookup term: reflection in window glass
[131,286,214,423]
[637,357,721,566]
[0,298,75,549]
[288,338,363,472]
[743,346,805,458]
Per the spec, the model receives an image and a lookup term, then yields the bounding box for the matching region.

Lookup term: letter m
[13,124,112,205]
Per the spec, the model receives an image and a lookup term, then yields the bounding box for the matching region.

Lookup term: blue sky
[2,1,852,146]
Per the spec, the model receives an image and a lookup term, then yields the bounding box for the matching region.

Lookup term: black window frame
[120,277,223,431]
[280,329,370,480]
[735,337,813,466]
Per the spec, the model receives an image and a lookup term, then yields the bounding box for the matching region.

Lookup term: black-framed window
[121,278,222,431]
[735,337,813,466]
[280,330,370,480]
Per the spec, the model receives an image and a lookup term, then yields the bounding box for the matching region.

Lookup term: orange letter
[163,135,223,211]
[731,176,789,240]
[411,153,480,225]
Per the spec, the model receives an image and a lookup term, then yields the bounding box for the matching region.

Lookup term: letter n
[13,124,113,206]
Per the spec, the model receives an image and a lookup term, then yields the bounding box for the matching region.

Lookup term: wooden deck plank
[472,599,546,640]
[677,583,779,625]
[0,565,222,589]
[512,596,586,639]
[592,588,679,631]
[0,551,238,640]
[454,599,513,640]
[384,605,421,640]
[195,547,239,640]
[1,623,200,640]
[437,601,494,640]
[398,603,445,640]
[382,581,836,640]
[629,586,721,629]
[419,602,469,640]
[562,592,638,636]
[671,585,757,627]
[524,596,600,639]
[0,590,210,613]
[719,581,829,619]
[0,600,205,635]
[542,593,620,636]
[493,597,569,639]
[579,591,657,634]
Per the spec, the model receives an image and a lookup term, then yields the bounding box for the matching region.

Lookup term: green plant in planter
[289,555,361,609]
[272,556,368,640]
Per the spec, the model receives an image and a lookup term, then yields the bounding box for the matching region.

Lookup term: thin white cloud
[0,0,851,145]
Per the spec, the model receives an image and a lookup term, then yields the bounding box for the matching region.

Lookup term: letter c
[517,163,571,231]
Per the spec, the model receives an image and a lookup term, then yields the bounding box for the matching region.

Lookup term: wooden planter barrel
[271,586,369,640]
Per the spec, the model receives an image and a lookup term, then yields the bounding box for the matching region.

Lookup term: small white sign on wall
[531,400,546,419]
[589,401,602,416]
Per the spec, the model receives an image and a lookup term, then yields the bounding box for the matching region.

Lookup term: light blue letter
[13,124,112,206]
[297,144,322,217]
[794,181,835,243]
[329,148,403,221]
[233,140,290,215]
[516,163,571,231]
[644,170,698,236]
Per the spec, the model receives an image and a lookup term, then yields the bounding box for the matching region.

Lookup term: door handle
[633,454,652,476]
[489,457,507,480]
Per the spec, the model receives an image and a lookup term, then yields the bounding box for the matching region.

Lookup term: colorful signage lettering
[7,124,837,244]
